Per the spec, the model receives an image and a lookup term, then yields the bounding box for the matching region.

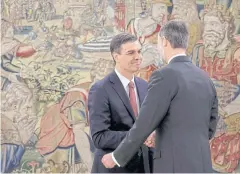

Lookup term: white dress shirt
[168,53,186,64]
[114,69,140,113]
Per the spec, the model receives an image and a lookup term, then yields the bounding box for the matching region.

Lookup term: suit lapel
[135,78,145,106]
[109,71,136,121]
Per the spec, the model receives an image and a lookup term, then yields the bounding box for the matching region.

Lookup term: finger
[144,142,150,146]
[101,157,105,164]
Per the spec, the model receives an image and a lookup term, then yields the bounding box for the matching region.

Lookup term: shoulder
[90,76,109,91]
[89,73,112,95]
[157,66,177,77]
[148,68,178,98]
[88,78,109,107]
[148,67,178,88]
[135,76,148,85]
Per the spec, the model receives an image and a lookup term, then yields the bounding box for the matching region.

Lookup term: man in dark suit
[102,21,219,173]
[88,33,153,173]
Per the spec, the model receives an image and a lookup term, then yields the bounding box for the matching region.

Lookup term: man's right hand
[102,153,117,168]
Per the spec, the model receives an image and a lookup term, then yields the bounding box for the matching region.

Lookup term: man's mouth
[133,62,141,66]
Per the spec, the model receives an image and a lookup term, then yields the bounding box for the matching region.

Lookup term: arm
[113,69,177,166]
[209,84,219,140]
[88,82,127,150]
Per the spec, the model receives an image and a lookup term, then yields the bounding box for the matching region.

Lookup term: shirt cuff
[112,152,121,167]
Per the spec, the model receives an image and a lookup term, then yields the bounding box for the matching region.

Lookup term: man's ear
[162,37,168,47]
[113,52,119,63]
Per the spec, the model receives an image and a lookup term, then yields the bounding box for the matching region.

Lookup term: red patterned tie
[129,81,138,117]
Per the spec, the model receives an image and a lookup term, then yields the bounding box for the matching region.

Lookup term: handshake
[144,131,156,148]
[101,131,156,169]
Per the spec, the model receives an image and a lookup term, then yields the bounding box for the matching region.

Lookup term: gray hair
[110,33,138,54]
[159,21,189,49]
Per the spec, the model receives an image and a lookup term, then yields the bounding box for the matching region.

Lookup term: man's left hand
[144,131,156,147]
[101,153,116,168]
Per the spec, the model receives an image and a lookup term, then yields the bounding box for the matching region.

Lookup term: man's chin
[132,67,141,73]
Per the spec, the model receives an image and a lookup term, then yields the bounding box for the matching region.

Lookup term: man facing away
[88,33,154,173]
[102,21,219,173]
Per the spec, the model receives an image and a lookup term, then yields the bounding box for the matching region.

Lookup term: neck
[115,66,134,81]
[166,48,186,62]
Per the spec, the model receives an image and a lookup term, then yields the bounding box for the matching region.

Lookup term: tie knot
[128,81,135,88]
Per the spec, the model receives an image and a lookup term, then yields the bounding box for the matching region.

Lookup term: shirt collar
[168,53,186,64]
[115,69,135,88]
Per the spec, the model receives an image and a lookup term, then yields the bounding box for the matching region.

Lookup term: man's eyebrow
[125,48,142,53]
[125,49,135,53]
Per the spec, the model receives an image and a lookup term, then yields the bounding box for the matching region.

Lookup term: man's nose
[134,52,142,59]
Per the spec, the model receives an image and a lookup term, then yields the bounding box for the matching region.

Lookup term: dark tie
[129,81,138,117]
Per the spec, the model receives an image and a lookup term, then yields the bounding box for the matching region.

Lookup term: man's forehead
[121,41,141,51]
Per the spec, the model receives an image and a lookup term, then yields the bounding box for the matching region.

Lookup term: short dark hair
[110,33,138,54]
[159,21,189,49]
